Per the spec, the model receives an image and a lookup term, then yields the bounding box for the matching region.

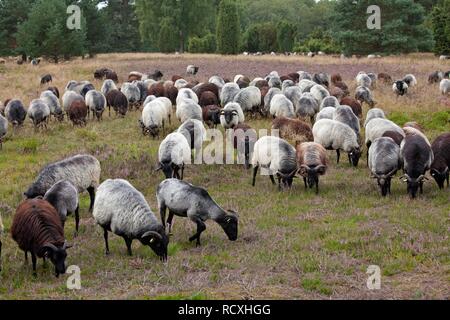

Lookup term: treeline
[0,0,449,62]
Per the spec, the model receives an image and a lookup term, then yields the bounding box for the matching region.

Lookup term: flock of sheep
[0,63,449,280]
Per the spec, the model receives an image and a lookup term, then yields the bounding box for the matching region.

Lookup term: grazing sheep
[157,132,191,180]
[364,108,386,127]
[121,82,141,109]
[298,71,312,81]
[220,102,245,129]
[149,70,164,81]
[85,90,106,121]
[268,76,282,89]
[176,98,202,123]
[40,74,52,85]
[263,87,282,116]
[233,123,257,169]
[40,91,63,121]
[356,73,372,88]
[0,114,7,150]
[144,96,172,123]
[177,88,199,105]
[106,90,128,117]
[220,82,240,107]
[68,100,87,126]
[193,83,220,102]
[287,72,300,83]
[11,199,70,277]
[296,92,319,123]
[440,79,450,95]
[282,80,295,92]
[320,96,339,110]
[93,179,168,260]
[404,122,424,133]
[316,107,335,121]
[313,119,361,167]
[199,91,219,107]
[272,117,314,144]
[165,84,179,105]
[270,94,295,118]
[313,73,330,88]
[209,76,225,90]
[296,142,328,194]
[47,86,60,98]
[428,71,444,84]
[403,74,417,87]
[377,73,392,84]
[254,79,270,90]
[128,71,144,82]
[329,86,346,101]
[252,136,297,189]
[298,79,316,92]
[62,91,84,113]
[174,79,188,89]
[186,65,199,75]
[133,80,149,104]
[331,73,342,85]
[400,130,433,198]
[368,137,402,196]
[28,99,50,129]
[355,86,375,108]
[430,133,450,189]
[365,118,404,150]
[367,73,377,87]
[202,105,221,128]
[393,80,408,96]
[5,99,26,126]
[382,131,404,146]
[24,154,101,212]
[340,97,362,119]
[156,179,238,245]
[101,79,118,96]
[139,100,169,138]
[148,82,166,98]
[310,85,330,105]
[177,119,207,156]
[44,180,79,233]
[94,68,112,80]
[333,105,360,141]
[65,81,95,98]
[233,86,262,114]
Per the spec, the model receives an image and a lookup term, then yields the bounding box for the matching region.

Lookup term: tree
[431,0,450,55]
[216,0,240,54]
[277,21,296,52]
[78,0,110,56]
[16,0,86,62]
[158,17,179,53]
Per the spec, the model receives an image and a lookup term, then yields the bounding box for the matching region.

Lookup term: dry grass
[0,53,449,300]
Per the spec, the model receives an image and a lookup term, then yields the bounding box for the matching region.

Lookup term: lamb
[400,130,433,198]
[440,79,450,95]
[320,96,339,110]
[156,179,238,245]
[368,137,402,196]
[296,142,328,194]
[24,154,101,212]
[101,79,118,96]
[333,105,360,142]
[220,102,245,129]
[44,180,79,234]
[263,87,282,116]
[62,91,84,113]
[202,105,221,128]
[139,100,168,138]
[356,73,372,88]
[68,100,87,126]
[28,99,50,129]
[186,65,199,75]
[393,80,408,96]
[40,74,52,85]
[106,90,128,117]
[313,119,361,167]
[269,94,295,118]
[0,114,7,150]
[176,98,202,123]
[121,82,141,110]
[428,71,444,84]
[430,133,450,189]
[364,108,386,127]
[11,198,71,277]
[177,119,207,157]
[365,118,404,150]
[251,136,297,189]
[296,92,319,123]
[340,97,362,118]
[220,82,240,107]
[40,90,63,121]
[403,74,417,87]
[93,179,168,260]
[310,84,330,105]
[355,86,375,107]
[233,86,261,114]
[157,132,191,180]
[5,99,26,126]
[316,107,335,121]
[85,90,106,121]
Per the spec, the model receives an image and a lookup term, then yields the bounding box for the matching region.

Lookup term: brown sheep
[199,91,219,107]
[202,105,221,128]
[105,70,118,83]
[260,86,269,108]
[165,85,178,106]
[194,83,219,101]
[233,123,257,169]
[280,75,294,82]
[287,73,300,83]
[272,117,314,144]
[11,198,71,277]
[254,80,269,89]
[128,72,143,82]
[340,97,362,119]
[148,82,165,97]
[378,73,392,84]
[106,90,128,117]
[68,100,87,126]
[172,75,183,82]
[382,131,404,146]
[333,80,350,95]
[296,142,328,194]
[329,87,346,102]
[331,73,343,85]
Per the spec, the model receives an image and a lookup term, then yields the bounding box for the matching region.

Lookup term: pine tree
[431,0,450,55]
[216,0,240,54]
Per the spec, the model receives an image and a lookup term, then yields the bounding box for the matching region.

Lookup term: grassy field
[0,53,449,300]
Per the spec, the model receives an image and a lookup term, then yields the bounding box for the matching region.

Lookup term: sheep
[355,86,375,108]
[209,76,225,90]
[93,179,168,260]
[106,90,128,117]
[220,82,240,107]
[430,133,450,189]
[316,107,336,121]
[272,117,313,144]
[68,100,87,126]
[133,80,149,103]
[144,96,172,123]
[101,79,118,96]
[40,74,52,85]
[85,90,106,121]
[139,100,168,138]
[94,68,116,81]
[121,82,141,110]
[220,102,245,129]
[393,80,408,96]
[356,73,372,88]
[329,86,346,101]
[148,82,166,98]
[382,130,405,146]
[320,96,339,110]
[296,142,328,194]
[44,180,79,234]
[177,119,207,157]
[313,119,361,167]
[310,84,330,105]
[11,198,71,277]
[298,79,316,92]
[364,108,386,127]
[156,179,238,245]
[0,114,7,150]
[440,79,450,95]
[298,71,312,81]
[333,81,350,96]
[47,86,60,98]
[157,132,191,180]
[284,86,302,110]
[176,99,202,123]
[365,118,404,150]
[128,71,144,82]
[202,105,221,128]
[172,75,183,82]
[186,65,199,75]
[333,105,360,141]
[233,86,261,114]
[282,79,295,92]
[193,83,220,102]
[40,90,63,121]
[404,122,424,133]
[400,130,433,198]
[199,91,219,107]
[251,136,297,189]
[233,123,257,169]
[340,97,362,119]
[428,71,444,84]
[313,73,330,88]
[5,99,26,126]
[0,213,2,271]
[368,137,402,196]
[296,92,319,123]
[65,81,95,97]
[24,154,101,212]
[263,87,282,116]
[287,72,300,83]
[253,79,270,90]
[28,99,50,129]
[174,79,188,89]
[331,73,342,85]
[62,91,84,113]
[377,72,392,84]
[269,94,295,118]
[403,74,417,87]
[176,88,199,105]
[268,76,282,89]
[149,70,164,81]
[165,84,179,106]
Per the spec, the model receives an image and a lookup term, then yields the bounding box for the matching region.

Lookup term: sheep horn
[142,231,162,241]
[417,175,428,182]
[42,243,58,253]
[314,165,326,173]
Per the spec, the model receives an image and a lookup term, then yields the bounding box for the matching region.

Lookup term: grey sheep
[0,114,7,150]
[220,82,240,106]
[85,90,106,121]
[101,79,117,96]
[233,86,261,114]
[5,99,27,126]
[269,94,295,118]
[333,105,360,142]
[320,96,339,110]
[62,91,84,113]
[263,87,282,116]
[157,132,191,180]
[364,108,386,127]
[28,99,50,129]
[40,90,63,121]
[220,102,245,129]
[296,92,319,123]
[355,86,375,108]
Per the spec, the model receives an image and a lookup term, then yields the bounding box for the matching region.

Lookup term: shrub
[188,33,216,53]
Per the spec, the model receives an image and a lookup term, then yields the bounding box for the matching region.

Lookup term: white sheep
[440,79,450,95]
[101,79,117,96]
[296,92,320,123]
[365,118,405,150]
[177,88,199,105]
[233,86,261,113]
[85,90,106,121]
[220,102,245,129]
[144,96,172,123]
[356,73,372,88]
[157,132,191,180]
[176,98,202,123]
[177,119,207,157]
[364,108,386,127]
[140,100,169,138]
[269,94,295,118]
[316,107,335,121]
[298,79,315,92]
[310,84,330,105]
[174,79,188,89]
[220,82,240,106]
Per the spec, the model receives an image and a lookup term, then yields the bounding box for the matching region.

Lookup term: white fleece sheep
[270,94,295,118]
[233,86,261,113]
[440,79,450,95]
[220,82,240,106]
[365,118,405,147]
[220,102,245,129]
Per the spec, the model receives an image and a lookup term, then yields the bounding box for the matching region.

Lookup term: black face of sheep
[430,168,449,190]
[43,242,71,277]
[217,214,238,241]
[24,186,42,199]
[156,162,181,180]
[299,165,326,194]
[223,110,237,125]
[376,177,391,197]
[401,174,427,199]
[277,170,296,189]
[349,148,361,167]
[140,230,169,262]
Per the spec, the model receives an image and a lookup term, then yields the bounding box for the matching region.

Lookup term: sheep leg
[336,150,340,164]
[103,228,110,255]
[315,180,319,194]
[87,187,95,213]
[160,204,167,230]
[189,217,206,247]
[181,164,185,180]
[277,175,282,191]
[31,253,37,277]
[167,211,175,235]
[24,251,28,263]
[74,206,80,237]
[124,237,133,256]
[348,153,352,165]
[252,166,259,187]
[420,182,424,194]
[303,177,307,189]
